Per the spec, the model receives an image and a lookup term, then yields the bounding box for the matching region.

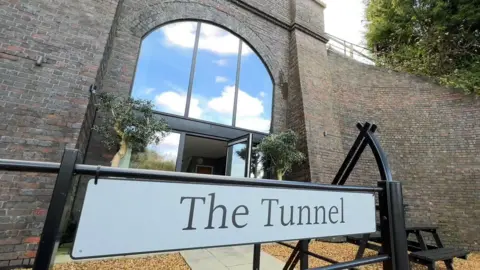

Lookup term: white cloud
[323,0,366,45]
[159,133,181,147]
[152,85,270,133]
[215,76,228,83]
[147,133,181,162]
[236,117,271,133]
[188,98,202,118]
[154,91,202,118]
[241,42,253,56]
[236,89,264,117]
[259,91,266,98]
[213,59,228,66]
[161,22,197,49]
[207,85,270,132]
[161,22,252,55]
[144,88,155,94]
[207,86,235,116]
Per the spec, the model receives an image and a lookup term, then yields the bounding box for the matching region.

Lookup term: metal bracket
[94,165,101,185]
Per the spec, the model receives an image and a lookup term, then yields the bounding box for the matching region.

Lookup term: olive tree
[92,92,169,167]
[257,130,305,180]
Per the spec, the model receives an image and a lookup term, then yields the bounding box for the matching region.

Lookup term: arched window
[130,21,273,133]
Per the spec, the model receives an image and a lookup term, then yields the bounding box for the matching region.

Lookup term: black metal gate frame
[0,144,410,270]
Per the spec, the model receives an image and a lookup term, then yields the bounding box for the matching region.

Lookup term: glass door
[225,133,253,177]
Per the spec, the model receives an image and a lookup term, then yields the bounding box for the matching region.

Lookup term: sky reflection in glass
[131,21,273,133]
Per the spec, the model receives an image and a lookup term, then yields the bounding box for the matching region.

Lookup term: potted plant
[257,130,305,180]
[92,92,170,167]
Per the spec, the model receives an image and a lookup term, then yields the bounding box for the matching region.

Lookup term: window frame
[129,19,275,134]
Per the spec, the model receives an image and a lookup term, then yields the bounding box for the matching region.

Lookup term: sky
[131,22,272,134]
[323,0,367,45]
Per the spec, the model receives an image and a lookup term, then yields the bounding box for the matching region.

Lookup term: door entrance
[181,135,227,175]
[179,133,260,178]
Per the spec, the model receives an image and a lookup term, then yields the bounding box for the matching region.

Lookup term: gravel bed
[262,241,480,270]
[48,253,190,270]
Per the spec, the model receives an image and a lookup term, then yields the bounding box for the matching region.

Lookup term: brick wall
[328,51,480,251]
[70,0,293,225]
[0,0,119,267]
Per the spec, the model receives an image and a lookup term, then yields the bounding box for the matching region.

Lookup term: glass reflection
[131,22,197,116]
[236,42,273,133]
[226,143,247,177]
[189,24,240,125]
[131,21,273,133]
[130,133,181,171]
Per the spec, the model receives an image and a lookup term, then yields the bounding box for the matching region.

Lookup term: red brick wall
[328,51,480,251]
[0,0,120,267]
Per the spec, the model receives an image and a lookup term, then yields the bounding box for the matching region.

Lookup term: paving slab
[181,245,284,270]
[185,256,229,270]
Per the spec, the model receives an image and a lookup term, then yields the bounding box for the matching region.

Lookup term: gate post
[33,149,79,270]
[252,244,261,270]
[299,239,309,270]
[378,181,410,270]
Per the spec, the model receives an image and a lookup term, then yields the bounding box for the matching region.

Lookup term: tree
[130,150,176,171]
[257,130,305,180]
[93,93,170,167]
[365,0,480,95]
[236,146,263,178]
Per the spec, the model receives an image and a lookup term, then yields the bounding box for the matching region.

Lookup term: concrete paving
[181,245,284,270]
[54,244,285,269]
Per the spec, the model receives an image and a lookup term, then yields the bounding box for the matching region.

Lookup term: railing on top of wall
[325,33,376,66]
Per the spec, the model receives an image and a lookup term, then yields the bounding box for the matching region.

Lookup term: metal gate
[0,123,410,270]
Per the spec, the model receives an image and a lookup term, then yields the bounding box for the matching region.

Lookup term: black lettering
[340,198,345,223]
[314,206,327,224]
[261,199,279,227]
[205,193,228,229]
[329,206,339,224]
[298,206,311,225]
[280,206,295,226]
[180,196,206,230]
[232,205,249,228]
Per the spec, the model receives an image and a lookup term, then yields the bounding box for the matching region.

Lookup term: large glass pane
[226,143,247,177]
[130,133,181,171]
[236,42,273,133]
[188,23,240,125]
[130,22,197,116]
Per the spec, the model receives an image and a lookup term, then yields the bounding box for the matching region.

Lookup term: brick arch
[120,0,280,83]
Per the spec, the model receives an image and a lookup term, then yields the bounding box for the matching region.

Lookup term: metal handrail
[0,158,382,193]
[325,32,375,65]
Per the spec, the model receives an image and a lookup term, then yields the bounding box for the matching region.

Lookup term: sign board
[72,179,375,259]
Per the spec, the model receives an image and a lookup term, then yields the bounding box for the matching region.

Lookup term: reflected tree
[257,130,305,180]
[93,92,169,167]
[236,146,263,178]
[130,150,176,171]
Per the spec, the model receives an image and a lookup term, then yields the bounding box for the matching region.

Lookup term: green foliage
[130,150,176,171]
[236,146,264,178]
[93,92,170,152]
[257,130,305,180]
[366,0,480,94]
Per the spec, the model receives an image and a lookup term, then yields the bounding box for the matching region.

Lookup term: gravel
[48,253,190,270]
[262,241,480,270]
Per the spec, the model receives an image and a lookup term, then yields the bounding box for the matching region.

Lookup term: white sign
[72,179,375,259]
